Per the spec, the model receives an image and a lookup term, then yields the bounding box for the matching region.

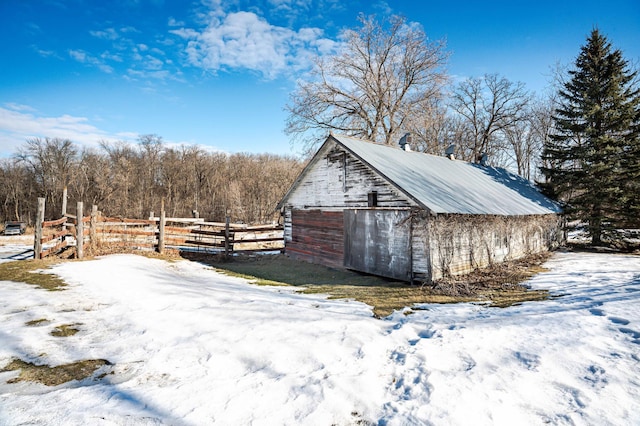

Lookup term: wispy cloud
[89,28,120,40]
[0,105,135,157]
[0,104,220,157]
[68,49,114,73]
[101,51,124,62]
[3,103,36,112]
[172,7,337,79]
[79,23,181,84]
[168,17,185,27]
[30,45,59,58]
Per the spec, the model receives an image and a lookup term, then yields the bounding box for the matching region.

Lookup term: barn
[277,133,563,283]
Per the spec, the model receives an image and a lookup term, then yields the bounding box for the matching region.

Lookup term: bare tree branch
[285,14,449,153]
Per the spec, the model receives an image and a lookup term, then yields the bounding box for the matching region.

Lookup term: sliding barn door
[344,209,412,281]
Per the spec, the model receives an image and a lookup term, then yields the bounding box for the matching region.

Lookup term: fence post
[76,202,84,259]
[34,197,45,259]
[224,212,230,258]
[90,205,98,252]
[158,200,165,254]
[61,186,68,231]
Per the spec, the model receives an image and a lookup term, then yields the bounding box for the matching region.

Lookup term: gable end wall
[284,143,415,212]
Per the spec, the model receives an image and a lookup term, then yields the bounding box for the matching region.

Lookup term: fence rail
[33,198,283,259]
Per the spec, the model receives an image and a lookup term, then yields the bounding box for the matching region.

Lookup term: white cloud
[69,49,87,62]
[168,17,185,27]
[90,28,120,40]
[143,55,165,71]
[119,26,139,34]
[101,51,124,62]
[31,45,58,58]
[0,105,219,158]
[174,8,336,79]
[68,49,114,73]
[0,106,135,157]
[4,103,36,112]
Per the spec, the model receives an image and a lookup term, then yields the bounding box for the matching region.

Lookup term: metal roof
[332,134,562,215]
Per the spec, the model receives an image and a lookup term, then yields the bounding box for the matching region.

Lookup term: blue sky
[1,0,639,158]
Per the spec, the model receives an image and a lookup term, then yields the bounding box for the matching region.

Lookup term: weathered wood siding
[284,143,415,211]
[410,212,431,281]
[287,209,344,268]
[344,209,411,281]
[419,214,563,280]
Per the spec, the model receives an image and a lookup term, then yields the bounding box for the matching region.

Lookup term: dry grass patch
[1,358,112,386]
[0,259,67,291]
[25,318,50,326]
[50,323,82,337]
[86,243,181,261]
[184,253,551,317]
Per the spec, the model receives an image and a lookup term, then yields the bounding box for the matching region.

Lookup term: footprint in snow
[608,316,630,325]
[584,364,607,389]
[408,329,436,346]
[390,350,407,365]
[418,329,435,339]
[619,328,640,344]
[589,308,605,316]
[514,351,540,371]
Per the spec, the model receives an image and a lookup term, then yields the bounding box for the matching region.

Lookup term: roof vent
[398,133,412,151]
[445,144,455,160]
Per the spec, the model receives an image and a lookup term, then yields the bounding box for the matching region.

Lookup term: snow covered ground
[0,251,639,425]
[0,236,34,261]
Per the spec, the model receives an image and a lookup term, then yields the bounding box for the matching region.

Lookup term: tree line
[0,135,304,225]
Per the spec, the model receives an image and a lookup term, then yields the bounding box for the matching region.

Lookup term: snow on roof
[332,134,562,215]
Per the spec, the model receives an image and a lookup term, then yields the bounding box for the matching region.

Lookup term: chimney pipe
[445,144,455,160]
[398,133,412,151]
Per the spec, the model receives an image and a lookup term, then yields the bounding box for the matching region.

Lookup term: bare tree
[75,148,115,207]
[136,134,165,216]
[285,14,449,153]
[99,140,138,217]
[450,73,530,164]
[16,137,78,218]
[504,97,555,179]
[0,158,33,222]
[404,97,450,154]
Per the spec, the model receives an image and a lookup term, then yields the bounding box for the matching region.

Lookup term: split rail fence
[33,197,284,260]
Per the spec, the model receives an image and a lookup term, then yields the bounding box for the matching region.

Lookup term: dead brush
[1,358,112,386]
[427,279,474,297]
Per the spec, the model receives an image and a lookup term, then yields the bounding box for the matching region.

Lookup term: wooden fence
[33,197,283,259]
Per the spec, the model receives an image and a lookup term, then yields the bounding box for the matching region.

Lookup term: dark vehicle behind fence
[3,222,26,236]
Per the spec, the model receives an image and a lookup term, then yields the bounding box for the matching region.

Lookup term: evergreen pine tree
[541,29,640,245]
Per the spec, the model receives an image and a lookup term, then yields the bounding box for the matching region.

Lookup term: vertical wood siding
[344,209,412,281]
